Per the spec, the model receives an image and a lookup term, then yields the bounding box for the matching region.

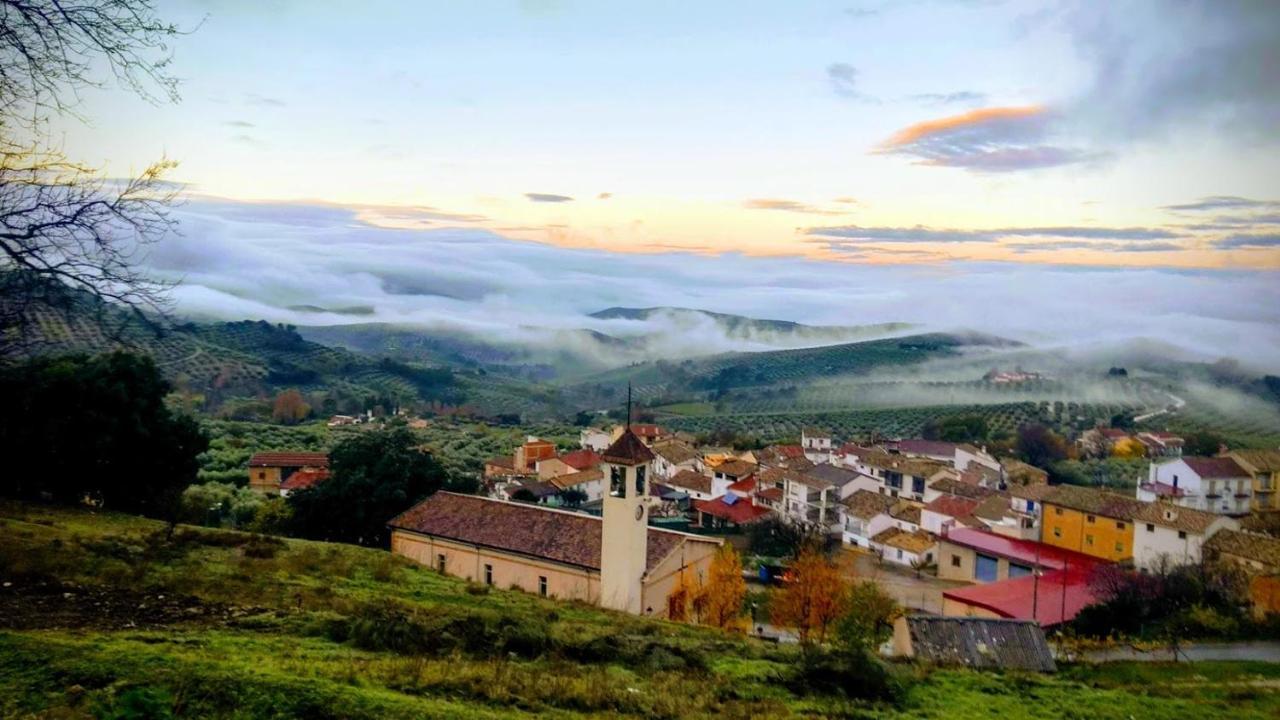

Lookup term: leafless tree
[0,0,189,359]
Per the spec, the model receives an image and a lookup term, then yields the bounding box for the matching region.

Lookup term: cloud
[1162,196,1279,212]
[826,63,875,101]
[597,192,613,200]
[223,120,256,128]
[806,225,994,244]
[1058,1,1280,143]
[833,197,859,205]
[144,196,1280,371]
[805,224,1180,244]
[877,105,1097,172]
[245,93,286,107]
[1004,240,1184,253]
[744,198,843,215]
[525,193,574,203]
[1213,234,1280,250]
[909,91,988,107]
[996,226,1181,240]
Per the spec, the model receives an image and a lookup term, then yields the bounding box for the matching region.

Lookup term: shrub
[787,647,903,702]
[95,686,174,720]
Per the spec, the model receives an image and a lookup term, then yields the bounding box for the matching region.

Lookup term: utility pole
[1032,540,1041,623]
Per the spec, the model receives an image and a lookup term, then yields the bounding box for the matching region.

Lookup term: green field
[2,501,1278,719]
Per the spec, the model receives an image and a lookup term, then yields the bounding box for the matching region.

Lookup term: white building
[579,427,612,452]
[801,427,833,463]
[649,439,702,479]
[1138,456,1252,516]
[1132,502,1238,571]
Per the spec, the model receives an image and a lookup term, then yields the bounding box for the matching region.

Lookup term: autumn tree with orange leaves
[772,547,848,646]
[691,543,747,627]
[272,389,311,425]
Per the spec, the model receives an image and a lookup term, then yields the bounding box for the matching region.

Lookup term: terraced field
[659,401,1140,443]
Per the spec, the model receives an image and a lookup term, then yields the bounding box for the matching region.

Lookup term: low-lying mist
[147,197,1280,373]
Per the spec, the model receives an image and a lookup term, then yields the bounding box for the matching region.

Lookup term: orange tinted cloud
[880,105,1047,148]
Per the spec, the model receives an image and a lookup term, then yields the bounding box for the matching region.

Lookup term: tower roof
[601,429,655,465]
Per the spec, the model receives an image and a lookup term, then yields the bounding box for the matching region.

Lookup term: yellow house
[1227,449,1280,513]
[247,451,329,494]
[1040,485,1141,562]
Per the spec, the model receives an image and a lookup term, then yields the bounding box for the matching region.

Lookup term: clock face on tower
[634,505,644,521]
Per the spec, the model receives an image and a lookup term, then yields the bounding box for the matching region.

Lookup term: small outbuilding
[891,615,1056,672]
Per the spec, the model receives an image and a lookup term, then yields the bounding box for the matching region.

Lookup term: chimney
[1173,476,1179,490]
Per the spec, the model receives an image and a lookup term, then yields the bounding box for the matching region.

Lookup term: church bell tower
[599,387,654,614]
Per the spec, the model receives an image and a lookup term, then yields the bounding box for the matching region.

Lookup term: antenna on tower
[625,382,632,430]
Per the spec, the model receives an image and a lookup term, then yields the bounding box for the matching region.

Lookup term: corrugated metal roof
[904,616,1056,672]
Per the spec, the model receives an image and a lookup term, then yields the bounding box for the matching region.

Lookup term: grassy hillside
[3,501,1278,719]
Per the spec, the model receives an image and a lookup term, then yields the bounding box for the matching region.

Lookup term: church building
[387,427,722,616]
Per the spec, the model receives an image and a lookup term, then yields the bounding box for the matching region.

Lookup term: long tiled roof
[1131,501,1227,534]
[547,467,602,491]
[1229,449,1280,473]
[1180,456,1248,479]
[558,449,602,471]
[923,495,981,520]
[1204,529,1280,568]
[714,459,758,477]
[887,439,958,458]
[248,451,329,468]
[389,492,712,572]
[872,527,936,554]
[1043,484,1144,520]
[929,477,999,500]
[666,469,712,495]
[650,439,699,466]
[842,489,896,520]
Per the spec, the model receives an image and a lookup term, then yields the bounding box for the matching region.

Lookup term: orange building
[514,438,557,472]
[1039,485,1141,562]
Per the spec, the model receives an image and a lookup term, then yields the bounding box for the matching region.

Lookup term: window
[1086,514,1096,523]
[436,554,446,573]
[1009,563,1033,579]
[1178,531,1187,540]
[258,471,266,480]
[975,554,999,582]
[610,465,625,497]
[1053,527,1062,538]
[484,564,493,586]
[1115,521,1125,530]
[538,576,548,597]
[896,549,903,560]
[635,464,646,495]
[1085,534,1094,545]
[1026,500,1035,512]
[1054,507,1064,516]
[951,555,962,568]
[1114,542,1123,553]
[1147,523,1155,532]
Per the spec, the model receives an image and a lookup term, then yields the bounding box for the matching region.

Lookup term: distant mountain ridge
[589,306,913,340]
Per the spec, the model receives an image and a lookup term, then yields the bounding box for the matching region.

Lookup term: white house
[838,490,897,548]
[663,469,715,501]
[801,427,833,463]
[579,427,612,453]
[1138,456,1252,516]
[1132,502,1238,571]
[710,459,756,498]
[954,444,1001,472]
[872,527,938,568]
[649,438,702,479]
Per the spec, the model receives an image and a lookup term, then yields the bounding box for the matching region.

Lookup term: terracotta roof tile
[666,469,712,495]
[389,492,710,572]
[1180,456,1249,479]
[1131,502,1228,534]
[601,430,655,465]
[1043,485,1144,520]
[559,449,602,471]
[248,451,329,468]
[280,468,329,491]
[842,489,896,519]
[1204,529,1280,568]
[714,459,757,477]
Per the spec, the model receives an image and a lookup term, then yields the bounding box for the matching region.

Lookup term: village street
[835,548,970,615]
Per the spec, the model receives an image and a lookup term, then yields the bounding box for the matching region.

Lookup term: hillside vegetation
[2,501,1279,719]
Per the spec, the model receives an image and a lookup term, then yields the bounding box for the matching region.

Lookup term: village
[244,414,1280,656]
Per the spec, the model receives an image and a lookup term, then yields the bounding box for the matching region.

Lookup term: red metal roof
[693,495,772,525]
[941,528,1101,572]
[943,566,1098,627]
[280,468,329,491]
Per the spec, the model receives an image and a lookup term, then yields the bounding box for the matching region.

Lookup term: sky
[35,1,1280,366]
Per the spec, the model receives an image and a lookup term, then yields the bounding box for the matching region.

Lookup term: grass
[2,500,1277,719]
